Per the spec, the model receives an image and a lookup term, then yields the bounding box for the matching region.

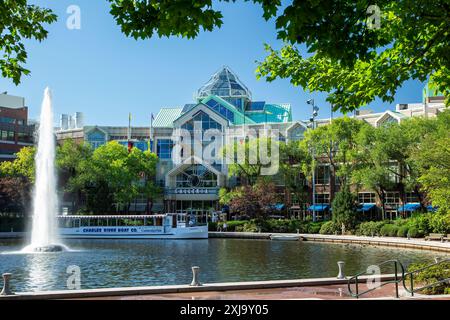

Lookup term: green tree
[0,146,36,182]
[106,0,449,111]
[127,148,160,214]
[81,141,160,214]
[352,125,396,218]
[378,117,438,210]
[256,1,450,111]
[279,140,311,208]
[0,0,57,84]
[56,139,93,213]
[331,188,358,233]
[301,117,368,188]
[414,110,450,214]
[222,137,278,185]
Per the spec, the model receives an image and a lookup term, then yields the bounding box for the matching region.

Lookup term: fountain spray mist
[23,88,65,252]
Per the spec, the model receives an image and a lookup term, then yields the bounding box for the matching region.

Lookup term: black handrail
[347,259,405,299]
[402,258,450,296]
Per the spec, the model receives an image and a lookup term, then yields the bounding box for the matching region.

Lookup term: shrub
[397,225,409,237]
[407,214,430,235]
[218,220,247,231]
[319,221,340,235]
[356,221,387,236]
[393,218,409,227]
[380,224,399,237]
[428,213,450,234]
[306,221,324,234]
[407,226,424,238]
[236,221,259,232]
[331,189,358,230]
[208,222,217,231]
[256,219,309,233]
[407,261,450,295]
[0,217,27,232]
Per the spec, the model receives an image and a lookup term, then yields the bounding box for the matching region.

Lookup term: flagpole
[127,112,132,152]
[128,112,131,141]
[150,113,154,153]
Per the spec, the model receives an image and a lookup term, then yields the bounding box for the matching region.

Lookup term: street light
[307,99,319,222]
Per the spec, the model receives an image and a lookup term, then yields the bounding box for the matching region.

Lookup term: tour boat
[57,213,208,239]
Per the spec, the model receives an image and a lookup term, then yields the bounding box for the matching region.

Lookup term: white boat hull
[270,235,301,241]
[59,225,209,239]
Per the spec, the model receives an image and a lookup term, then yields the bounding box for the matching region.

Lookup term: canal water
[0,238,447,292]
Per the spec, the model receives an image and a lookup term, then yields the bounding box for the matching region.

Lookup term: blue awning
[357,203,377,212]
[273,203,285,211]
[397,203,421,212]
[307,204,330,212]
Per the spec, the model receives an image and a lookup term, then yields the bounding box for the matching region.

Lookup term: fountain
[22,88,65,253]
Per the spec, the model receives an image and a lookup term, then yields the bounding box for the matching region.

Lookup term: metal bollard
[1,273,13,296]
[190,266,201,286]
[337,261,346,279]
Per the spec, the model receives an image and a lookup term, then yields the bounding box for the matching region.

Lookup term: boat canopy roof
[56,214,169,219]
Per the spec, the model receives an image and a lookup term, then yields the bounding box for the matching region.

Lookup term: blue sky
[0,0,426,126]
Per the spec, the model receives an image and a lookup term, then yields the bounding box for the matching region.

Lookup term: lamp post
[307,99,319,222]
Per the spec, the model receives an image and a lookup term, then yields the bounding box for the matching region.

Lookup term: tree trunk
[414,185,427,212]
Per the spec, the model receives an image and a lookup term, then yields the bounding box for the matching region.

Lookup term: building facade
[55,67,447,218]
[0,93,35,161]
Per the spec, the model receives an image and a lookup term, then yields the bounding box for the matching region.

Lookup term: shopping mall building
[55,66,447,217]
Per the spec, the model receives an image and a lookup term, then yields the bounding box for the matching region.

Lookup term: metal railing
[402,258,450,296]
[347,260,405,299]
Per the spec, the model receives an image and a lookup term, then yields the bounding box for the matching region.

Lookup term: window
[387,163,400,183]
[385,192,400,205]
[157,139,173,159]
[175,165,217,188]
[358,192,376,203]
[87,130,106,149]
[315,165,330,185]
[288,126,304,141]
[0,130,7,140]
[315,193,330,204]
[224,97,243,110]
[205,99,234,123]
[7,131,14,141]
[182,110,222,132]
[405,192,419,203]
[0,117,16,124]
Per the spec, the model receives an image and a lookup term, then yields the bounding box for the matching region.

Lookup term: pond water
[0,238,447,293]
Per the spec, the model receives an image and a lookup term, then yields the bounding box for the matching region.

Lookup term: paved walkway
[76,283,450,300]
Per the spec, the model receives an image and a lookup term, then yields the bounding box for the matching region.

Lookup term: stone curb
[209,232,450,253]
[0,275,396,300]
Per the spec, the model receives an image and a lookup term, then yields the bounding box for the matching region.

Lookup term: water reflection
[0,238,447,293]
[24,253,60,292]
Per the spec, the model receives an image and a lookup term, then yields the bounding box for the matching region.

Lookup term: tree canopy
[0,0,57,84]
[108,0,450,112]
[4,1,448,114]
